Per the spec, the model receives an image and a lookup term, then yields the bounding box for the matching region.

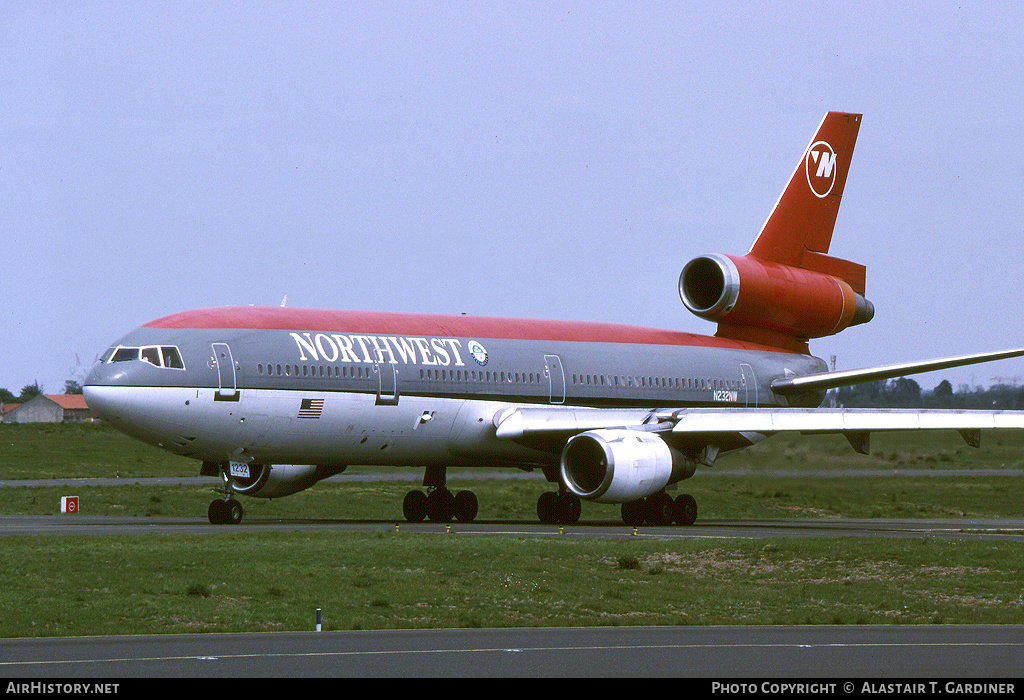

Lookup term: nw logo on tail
[805,140,837,198]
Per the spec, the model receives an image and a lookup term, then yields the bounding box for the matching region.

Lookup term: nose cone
[83,363,178,449]
[83,362,115,420]
[82,360,138,423]
[83,363,104,389]
[82,383,124,424]
[82,385,109,420]
[83,350,203,455]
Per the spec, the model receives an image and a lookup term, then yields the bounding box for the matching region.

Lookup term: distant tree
[890,377,921,406]
[837,379,887,407]
[18,382,42,402]
[928,379,955,408]
[0,387,16,403]
[64,380,83,395]
[838,377,924,408]
[985,384,1024,410]
[839,376,1024,409]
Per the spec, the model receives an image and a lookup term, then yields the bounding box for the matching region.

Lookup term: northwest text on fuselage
[290,332,469,367]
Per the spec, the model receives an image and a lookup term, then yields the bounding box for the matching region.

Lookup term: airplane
[83,112,1024,526]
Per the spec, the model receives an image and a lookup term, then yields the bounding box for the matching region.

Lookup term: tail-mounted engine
[679,253,873,352]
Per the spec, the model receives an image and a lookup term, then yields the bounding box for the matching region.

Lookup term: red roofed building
[1,394,93,423]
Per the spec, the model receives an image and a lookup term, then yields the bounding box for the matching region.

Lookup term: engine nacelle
[679,253,873,348]
[225,463,339,499]
[560,429,696,504]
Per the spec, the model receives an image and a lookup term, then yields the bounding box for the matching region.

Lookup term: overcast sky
[3,2,1022,396]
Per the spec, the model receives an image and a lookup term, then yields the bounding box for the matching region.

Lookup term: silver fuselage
[83,306,825,471]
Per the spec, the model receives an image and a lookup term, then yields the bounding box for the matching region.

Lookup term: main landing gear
[620,491,697,527]
[536,489,582,525]
[400,468,695,527]
[402,487,479,523]
[402,466,479,523]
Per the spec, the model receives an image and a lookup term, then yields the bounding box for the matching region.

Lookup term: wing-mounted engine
[679,252,873,352]
[220,463,343,498]
[560,429,697,503]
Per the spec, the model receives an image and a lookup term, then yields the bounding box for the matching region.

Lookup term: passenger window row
[254,361,739,394]
[419,369,543,384]
[257,364,546,385]
[257,363,371,379]
[572,374,741,391]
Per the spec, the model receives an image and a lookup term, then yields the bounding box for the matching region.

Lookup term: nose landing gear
[207,463,244,524]
[208,497,244,525]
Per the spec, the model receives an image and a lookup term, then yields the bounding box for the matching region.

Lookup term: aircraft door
[544,355,565,405]
[212,343,239,401]
[374,361,399,406]
[740,363,757,407]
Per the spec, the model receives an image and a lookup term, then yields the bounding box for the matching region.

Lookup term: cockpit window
[111,347,139,363]
[162,346,184,369]
[108,345,185,370]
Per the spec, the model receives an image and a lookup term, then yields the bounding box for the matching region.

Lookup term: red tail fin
[680,112,873,353]
[748,112,864,293]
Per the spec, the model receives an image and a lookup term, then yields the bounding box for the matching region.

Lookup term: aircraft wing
[666,407,1024,434]
[494,406,1024,455]
[667,407,1024,453]
[493,348,1024,444]
[494,407,659,439]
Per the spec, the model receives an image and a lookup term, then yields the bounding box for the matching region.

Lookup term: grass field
[5,421,1024,480]
[2,422,1024,637]
[3,422,1024,521]
[3,532,1024,637]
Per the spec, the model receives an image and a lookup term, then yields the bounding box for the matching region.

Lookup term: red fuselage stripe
[143,306,794,352]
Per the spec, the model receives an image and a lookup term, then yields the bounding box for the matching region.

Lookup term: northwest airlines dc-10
[83,113,1024,525]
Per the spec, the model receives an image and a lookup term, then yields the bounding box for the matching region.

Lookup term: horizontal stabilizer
[770,348,1024,396]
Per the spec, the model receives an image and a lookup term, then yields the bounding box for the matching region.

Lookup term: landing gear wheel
[673,494,698,526]
[621,499,645,527]
[225,499,243,525]
[208,499,227,524]
[537,491,559,524]
[556,492,582,525]
[537,491,582,525]
[208,498,243,525]
[646,493,674,526]
[403,490,428,522]
[453,490,479,522]
[426,488,455,523]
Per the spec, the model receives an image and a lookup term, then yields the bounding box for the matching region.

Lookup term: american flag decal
[298,398,324,419]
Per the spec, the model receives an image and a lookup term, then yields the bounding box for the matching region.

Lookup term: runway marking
[5,640,1024,668]
[6,514,1024,543]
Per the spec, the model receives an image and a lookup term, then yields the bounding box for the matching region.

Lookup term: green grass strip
[3,532,1023,638]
